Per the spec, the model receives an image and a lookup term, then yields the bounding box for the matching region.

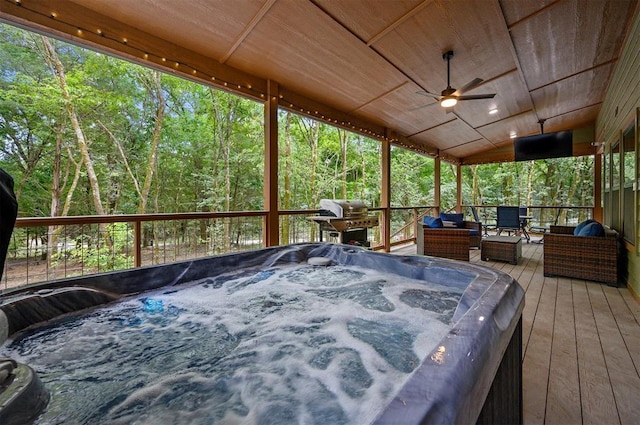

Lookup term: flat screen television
[514,130,573,161]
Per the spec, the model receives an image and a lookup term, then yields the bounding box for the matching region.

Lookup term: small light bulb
[143,53,149,59]
[50,12,58,18]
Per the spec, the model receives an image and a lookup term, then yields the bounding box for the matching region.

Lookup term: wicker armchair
[543,225,621,285]
[416,225,474,262]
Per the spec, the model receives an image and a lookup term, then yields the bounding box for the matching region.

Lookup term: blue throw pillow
[578,221,605,237]
[423,216,443,228]
[439,213,464,228]
[573,219,596,235]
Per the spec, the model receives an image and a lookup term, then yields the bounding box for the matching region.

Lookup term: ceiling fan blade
[457,93,496,100]
[454,78,484,95]
[416,90,442,100]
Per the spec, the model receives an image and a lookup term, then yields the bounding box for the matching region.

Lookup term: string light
[22,3,396,123]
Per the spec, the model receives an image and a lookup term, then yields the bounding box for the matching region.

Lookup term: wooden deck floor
[391,241,640,425]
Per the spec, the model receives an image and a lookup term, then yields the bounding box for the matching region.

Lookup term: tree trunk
[138,71,165,214]
[41,36,105,217]
[358,136,366,201]
[48,126,63,264]
[339,128,348,198]
[471,165,482,205]
[526,161,534,207]
[565,156,582,220]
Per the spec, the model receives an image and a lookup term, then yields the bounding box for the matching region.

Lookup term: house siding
[596,7,640,297]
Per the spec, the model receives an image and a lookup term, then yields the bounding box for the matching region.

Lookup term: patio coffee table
[481,235,522,264]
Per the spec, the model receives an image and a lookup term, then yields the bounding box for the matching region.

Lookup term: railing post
[134,220,142,267]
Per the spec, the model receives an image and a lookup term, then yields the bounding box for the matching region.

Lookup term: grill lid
[319,199,367,218]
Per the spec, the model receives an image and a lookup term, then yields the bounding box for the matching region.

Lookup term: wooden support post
[434,153,441,215]
[593,152,603,222]
[264,80,279,247]
[456,163,463,213]
[381,136,391,252]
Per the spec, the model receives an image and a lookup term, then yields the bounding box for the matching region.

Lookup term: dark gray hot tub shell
[0,243,524,424]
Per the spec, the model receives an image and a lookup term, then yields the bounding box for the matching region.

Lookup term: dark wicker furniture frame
[543,225,620,285]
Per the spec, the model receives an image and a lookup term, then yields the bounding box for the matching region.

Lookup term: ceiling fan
[416,50,496,110]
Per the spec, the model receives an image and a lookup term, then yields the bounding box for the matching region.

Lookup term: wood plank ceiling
[1,0,638,164]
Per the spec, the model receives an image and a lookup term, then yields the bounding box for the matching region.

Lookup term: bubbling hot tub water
[3,262,463,424]
[0,243,525,424]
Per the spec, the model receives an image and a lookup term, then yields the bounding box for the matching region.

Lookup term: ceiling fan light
[441,97,457,108]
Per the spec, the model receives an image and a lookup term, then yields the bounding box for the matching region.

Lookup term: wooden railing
[3,207,435,291]
[3,204,591,291]
[462,205,595,230]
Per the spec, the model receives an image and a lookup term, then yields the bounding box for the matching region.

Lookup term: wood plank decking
[391,241,640,424]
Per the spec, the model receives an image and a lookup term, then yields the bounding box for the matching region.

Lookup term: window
[622,120,636,244]
[611,141,621,232]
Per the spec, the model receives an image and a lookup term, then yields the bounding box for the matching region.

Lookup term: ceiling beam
[220,0,277,64]
[365,0,433,47]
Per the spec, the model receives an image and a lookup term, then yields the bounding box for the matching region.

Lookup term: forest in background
[0,23,594,223]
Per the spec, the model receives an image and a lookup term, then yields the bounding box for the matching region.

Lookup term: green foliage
[54,223,133,272]
[0,21,595,227]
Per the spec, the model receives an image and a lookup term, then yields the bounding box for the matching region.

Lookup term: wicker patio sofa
[415,214,481,261]
[416,226,472,261]
[543,224,621,285]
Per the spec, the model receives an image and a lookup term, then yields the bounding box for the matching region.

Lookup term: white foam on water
[1,262,465,424]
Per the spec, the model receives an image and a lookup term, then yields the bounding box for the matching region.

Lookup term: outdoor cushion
[423,216,443,228]
[573,219,596,235]
[440,213,464,228]
[468,229,479,236]
[578,221,605,237]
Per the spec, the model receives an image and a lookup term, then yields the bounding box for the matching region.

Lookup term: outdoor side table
[481,235,522,264]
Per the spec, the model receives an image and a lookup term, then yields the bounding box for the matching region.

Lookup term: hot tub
[0,243,524,424]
